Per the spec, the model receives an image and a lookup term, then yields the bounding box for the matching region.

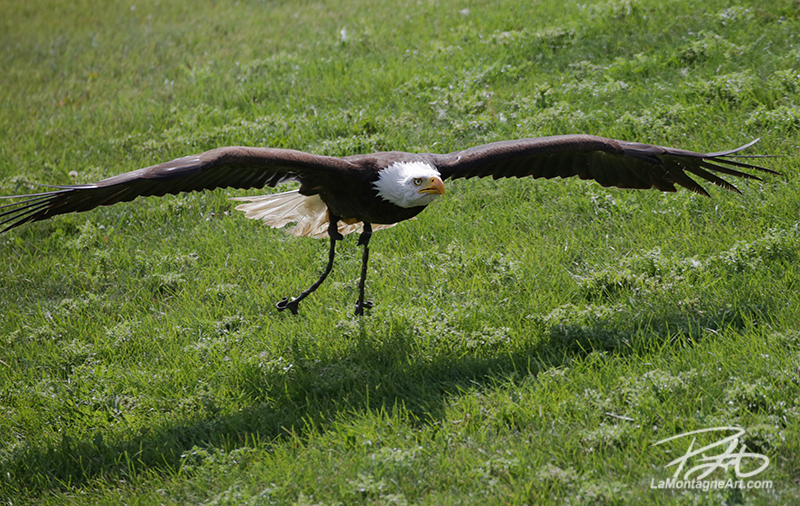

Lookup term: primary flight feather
[0,134,777,314]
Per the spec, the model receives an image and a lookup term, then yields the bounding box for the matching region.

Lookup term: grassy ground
[1,0,799,504]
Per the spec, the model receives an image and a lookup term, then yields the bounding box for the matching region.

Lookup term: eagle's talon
[354,300,373,315]
[276,297,300,315]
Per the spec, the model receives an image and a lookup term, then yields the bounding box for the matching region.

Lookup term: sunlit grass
[1,0,799,504]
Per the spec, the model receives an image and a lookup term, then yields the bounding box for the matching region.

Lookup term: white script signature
[653,427,769,480]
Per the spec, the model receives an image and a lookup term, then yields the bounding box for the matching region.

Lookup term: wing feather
[663,162,708,195]
[682,164,740,194]
[434,134,775,195]
[0,147,355,232]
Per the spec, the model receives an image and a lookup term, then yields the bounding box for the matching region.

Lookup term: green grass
[1,0,799,504]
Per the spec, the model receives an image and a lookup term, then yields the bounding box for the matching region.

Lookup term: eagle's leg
[276,218,343,315]
[354,222,374,316]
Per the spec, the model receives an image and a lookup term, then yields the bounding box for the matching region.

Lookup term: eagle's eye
[412,177,423,186]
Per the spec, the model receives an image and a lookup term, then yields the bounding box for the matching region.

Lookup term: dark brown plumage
[0,134,777,314]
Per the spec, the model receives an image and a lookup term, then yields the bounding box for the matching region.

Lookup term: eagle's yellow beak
[418,176,445,196]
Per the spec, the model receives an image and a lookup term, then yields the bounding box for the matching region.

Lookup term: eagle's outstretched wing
[433,135,777,194]
[0,147,354,232]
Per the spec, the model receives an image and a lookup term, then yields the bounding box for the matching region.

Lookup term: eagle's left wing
[432,135,777,194]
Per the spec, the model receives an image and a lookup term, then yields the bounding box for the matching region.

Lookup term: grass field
[1,0,799,504]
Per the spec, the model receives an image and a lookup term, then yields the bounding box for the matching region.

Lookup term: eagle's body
[312,155,435,227]
[0,134,777,314]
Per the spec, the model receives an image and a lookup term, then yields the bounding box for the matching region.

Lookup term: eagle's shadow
[8,302,763,497]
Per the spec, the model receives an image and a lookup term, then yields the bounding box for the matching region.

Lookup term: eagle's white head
[373,161,445,208]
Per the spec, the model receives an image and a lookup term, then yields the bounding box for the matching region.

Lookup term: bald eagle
[0,135,776,315]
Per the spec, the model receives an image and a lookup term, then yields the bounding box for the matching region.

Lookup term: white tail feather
[230,190,396,238]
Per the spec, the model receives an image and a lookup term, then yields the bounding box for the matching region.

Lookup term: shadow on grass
[2,300,769,498]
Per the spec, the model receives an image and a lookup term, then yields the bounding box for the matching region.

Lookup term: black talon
[354,300,374,316]
[276,297,300,315]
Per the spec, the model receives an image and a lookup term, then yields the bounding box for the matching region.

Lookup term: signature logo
[650,427,772,491]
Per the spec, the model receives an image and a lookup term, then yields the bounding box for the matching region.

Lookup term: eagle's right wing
[0,147,356,232]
